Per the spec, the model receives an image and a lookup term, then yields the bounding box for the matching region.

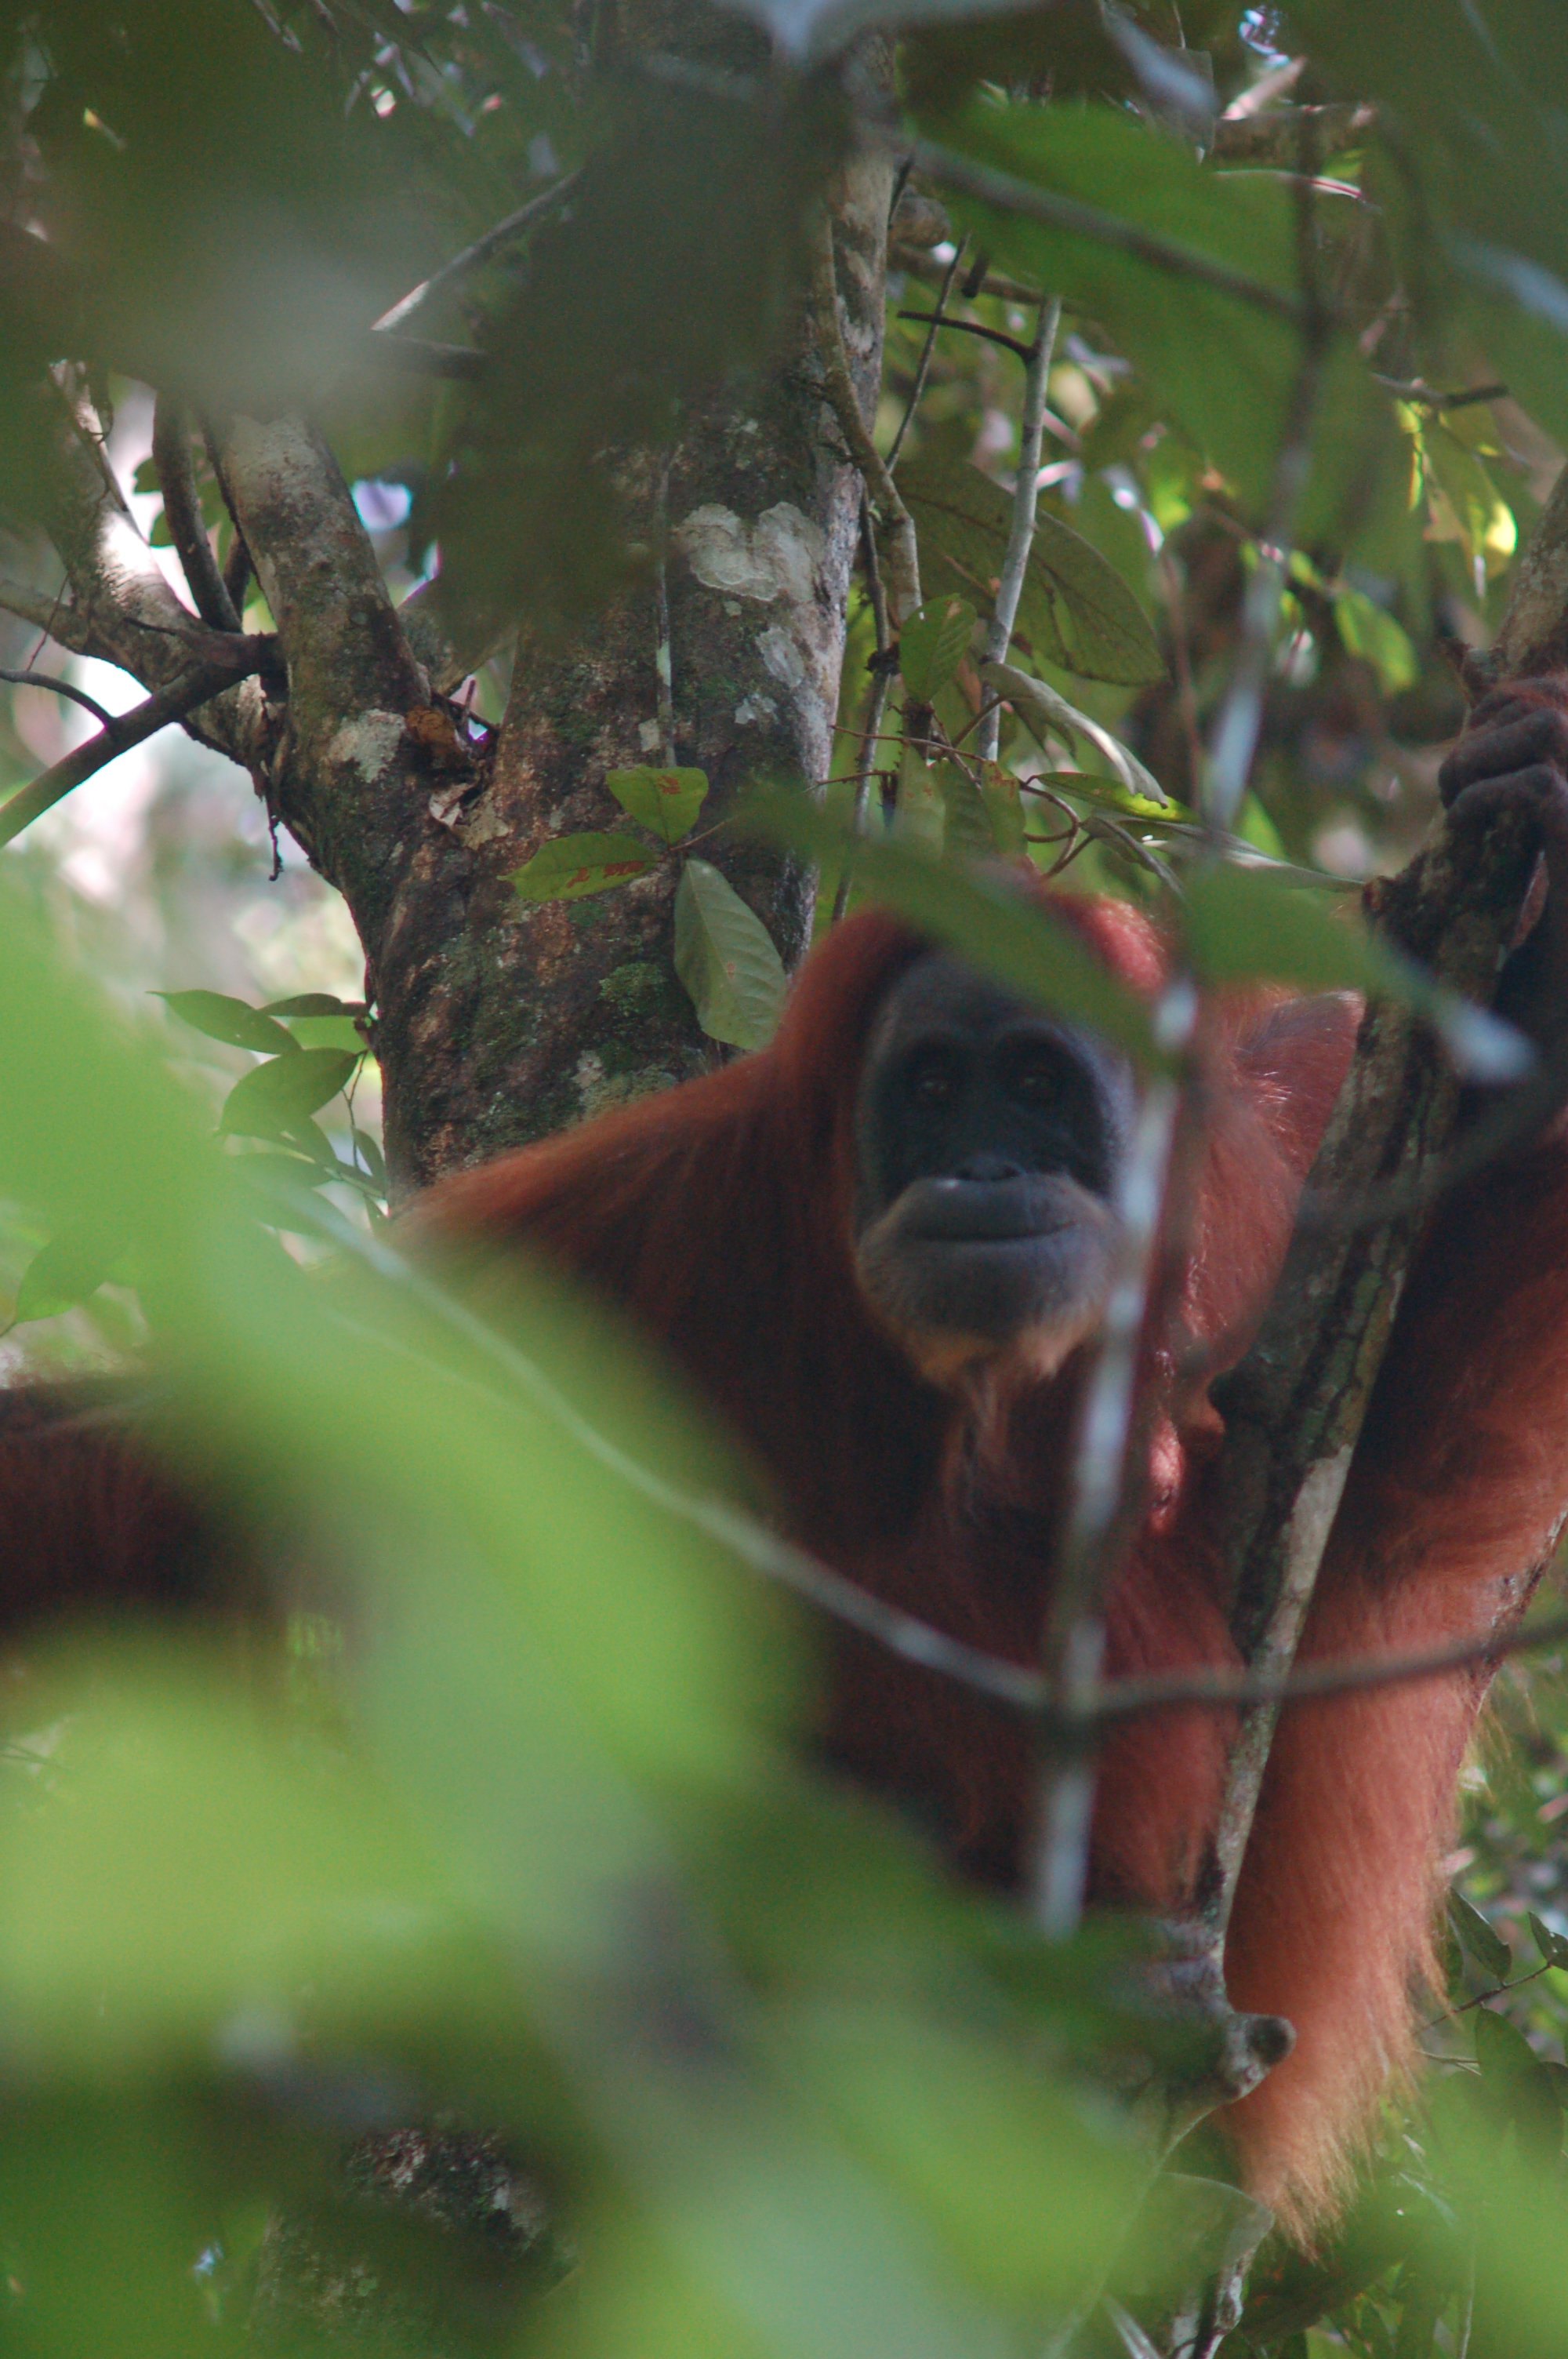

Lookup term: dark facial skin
[853,952,1135,1385]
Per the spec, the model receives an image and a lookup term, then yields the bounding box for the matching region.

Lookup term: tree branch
[810,207,920,623]
[212,409,428,921]
[1210,101,1377,167]
[371,172,580,335]
[975,294,1062,764]
[1198,500,1568,1950]
[151,396,241,634]
[0,649,268,846]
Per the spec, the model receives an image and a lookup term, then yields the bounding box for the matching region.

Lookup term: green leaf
[1528,1911,1568,1972]
[1420,422,1517,580]
[260,994,367,1019]
[605,765,710,845]
[12,1228,117,1324]
[219,1049,359,1140]
[898,597,977,703]
[1333,587,1419,695]
[510,832,657,900]
[899,454,1164,686]
[154,990,297,1055]
[352,1127,389,1193]
[1473,2008,1563,2164]
[1450,1890,1513,1982]
[673,860,787,1050]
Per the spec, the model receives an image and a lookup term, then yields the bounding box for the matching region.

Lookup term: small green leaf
[898,597,977,703]
[1528,1910,1568,1971]
[352,1127,388,1192]
[605,765,710,845]
[12,1229,117,1324]
[261,994,368,1019]
[155,990,297,1055]
[673,860,787,1050]
[1472,2008,1563,2162]
[510,832,657,900]
[1449,1890,1512,1982]
[219,1049,359,1140]
[1333,587,1419,695]
[1421,423,1516,580]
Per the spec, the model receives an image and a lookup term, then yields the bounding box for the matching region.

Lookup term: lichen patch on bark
[672,500,827,605]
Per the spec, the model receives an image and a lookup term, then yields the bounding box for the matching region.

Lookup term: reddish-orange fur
[4,870,1567,2233]
[415,889,1568,2233]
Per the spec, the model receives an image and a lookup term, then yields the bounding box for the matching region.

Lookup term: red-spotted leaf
[605,765,710,846]
[510,833,657,900]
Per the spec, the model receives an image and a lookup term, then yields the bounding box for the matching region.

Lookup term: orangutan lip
[901,1180,1076,1242]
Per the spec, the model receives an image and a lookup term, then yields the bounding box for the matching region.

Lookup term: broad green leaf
[1420,423,1516,580]
[673,860,787,1049]
[899,596,977,703]
[154,990,296,1056]
[1473,2008,1563,2163]
[1450,1890,1512,1983]
[12,1227,117,1324]
[261,993,367,1019]
[901,453,1164,686]
[510,831,657,900]
[605,765,710,845]
[1334,587,1419,695]
[219,1049,359,1139]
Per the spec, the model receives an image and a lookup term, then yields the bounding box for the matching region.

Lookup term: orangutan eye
[906,1049,960,1107]
[1009,1057,1058,1105]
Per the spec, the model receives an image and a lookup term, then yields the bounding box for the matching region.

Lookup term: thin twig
[898,310,1035,365]
[885,237,966,473]
[151,395,242,634]
[977,293,1063,763]
[1203,165,1334,832]
[809,209,920,623]
[0,578,94,654]
[906,136,1312,325]
[0,667,114,727]
[0,652,262,847]
[832,496,895,925]
[372,170,581,333]
[652,450,677,766]
[898,251,1044,307]
[1026,1022,1195,1936]
[1370,375,1509,413]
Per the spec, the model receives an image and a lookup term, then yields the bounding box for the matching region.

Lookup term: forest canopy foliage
[7,5,1568,2357]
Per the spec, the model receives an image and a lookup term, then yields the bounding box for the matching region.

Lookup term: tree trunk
[376,159,891,1183]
